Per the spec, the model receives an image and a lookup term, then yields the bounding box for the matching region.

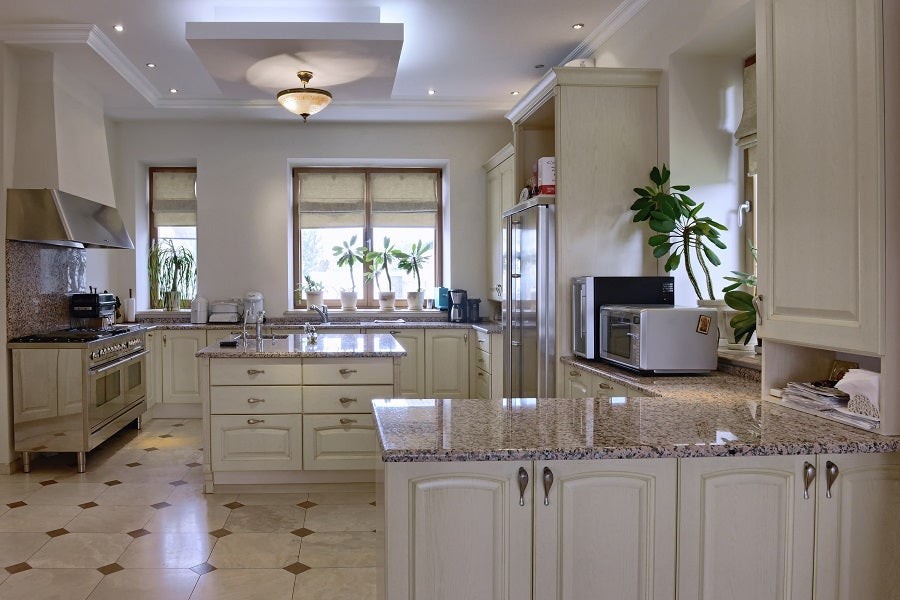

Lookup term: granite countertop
[196,333,406,358]
[144,318,502,334]
[373,368,900,462]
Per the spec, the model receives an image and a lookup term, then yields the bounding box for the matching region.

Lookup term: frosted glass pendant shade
[276,71,333,122]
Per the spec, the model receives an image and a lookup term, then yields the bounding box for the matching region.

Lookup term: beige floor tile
[144,502,230,532]
[28,533,132,568]
[0,505,81,532]
[93,482,174,506]
[0,568,103,600]
[0,505,7,518]
[86,568,198,600]
[292,567,377,600]
[0,569,7,586]
[223,504,306,533]
[207,533,302,569]
[234,492,309,505]
[303,504,376,532]
[299,531,376,567]
[0,480,44,503]
[24,482,108,505]
[189,568,296,600]
[54,465,134,484]
[118,532,215,568]
[0,532,50,566]
[307,491,376,505]
[166,485,237,507]
[65,505,155,533]
[106,464,191,483]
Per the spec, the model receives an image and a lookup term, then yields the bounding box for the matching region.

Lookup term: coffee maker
[448,289,468,323]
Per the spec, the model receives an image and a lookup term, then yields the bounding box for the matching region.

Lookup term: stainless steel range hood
[6,188,135,250]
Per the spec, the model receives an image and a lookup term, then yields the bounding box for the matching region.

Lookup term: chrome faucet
[310,304,329,323]
[255,310,266,339]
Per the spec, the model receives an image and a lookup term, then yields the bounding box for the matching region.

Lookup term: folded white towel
[835,369,880,418]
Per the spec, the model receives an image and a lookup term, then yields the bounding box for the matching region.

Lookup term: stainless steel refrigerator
[503,196,556,398]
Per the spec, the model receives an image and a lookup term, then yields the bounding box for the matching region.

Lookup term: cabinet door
[302,413,375,470]
[210,413,302,471]
[425,329,469,398]
[562,368,592,398]
[756,0,884,353]
[486,163,504,302]
[387,329,425,398]
[383,460,532,600]
[813,452,900,600]
[472,368,491,400]
[145,331,162,408]
[161,330,207,404]
[534,459,676,600]
[593,374,634,398]
[678,455,815,600]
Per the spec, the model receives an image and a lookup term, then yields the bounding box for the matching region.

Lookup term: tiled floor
[0,419,377,600]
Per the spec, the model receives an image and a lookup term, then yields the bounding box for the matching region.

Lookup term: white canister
[124,298,137,322]
[190,295,208,323]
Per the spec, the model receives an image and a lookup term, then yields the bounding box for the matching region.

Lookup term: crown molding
[560,0,652,64]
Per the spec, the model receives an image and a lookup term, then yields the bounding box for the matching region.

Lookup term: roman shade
[151,170,197,227]
[734,60,758,175]
[371,172,439,227]
[297,171,366,228]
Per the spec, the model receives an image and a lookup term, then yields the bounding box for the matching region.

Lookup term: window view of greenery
[295,169,441,308]
[149,168,197,309]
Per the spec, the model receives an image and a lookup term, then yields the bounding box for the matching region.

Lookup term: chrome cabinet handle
[569,370,580,377]
[803,461,816,500]
[247,418,265,425]
[477,372,484,378]
[825,461,840,499]
[597,382,613,390]
[517,467,529,506]
[339,418,357,425]
[246,397,265,404]
[339,397,358,405]
[339,368,357,375]
[542,467,554,506]
[163,334,167,347]
[247,369,265,375]
[390,330,401,335]
[753,295,763,326]
[738,200,752,228]
[464,333,468,343]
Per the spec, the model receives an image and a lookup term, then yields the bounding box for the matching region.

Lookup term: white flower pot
[340,291,358,311]
[305,291,324,309]
[406,291,424,311]
[378,291,396,311]
[722,308,758,350]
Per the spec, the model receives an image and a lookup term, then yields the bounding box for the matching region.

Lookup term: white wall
[109,120,511,314]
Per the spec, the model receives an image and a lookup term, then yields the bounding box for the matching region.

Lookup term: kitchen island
[373,376,900,600]
[197,332,405,492]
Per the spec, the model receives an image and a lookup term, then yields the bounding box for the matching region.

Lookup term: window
[149,167,197,308]
[293,168,442,308]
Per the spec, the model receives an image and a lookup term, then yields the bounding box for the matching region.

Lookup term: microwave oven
[572,276,674,359]
[599,305,719,374]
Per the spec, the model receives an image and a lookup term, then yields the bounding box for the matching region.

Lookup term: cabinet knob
[339,418,357,425]
[247,418,265,425]
[569,370,580,377]
[542,467,554,506]
[802,461,816,500]
[517,466,529,507]
[339,397,358,405]
[247,369,265,375]
[597,382,613,390]
[339,368,357,375]
[246,397,265,404]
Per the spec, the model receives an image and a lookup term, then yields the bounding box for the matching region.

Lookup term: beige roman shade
[735,60,758,175]
[297,172,366,228]
[151,170,197,227]
[370,171,439,227]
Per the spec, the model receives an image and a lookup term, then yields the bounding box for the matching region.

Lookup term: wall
[108,120,511,315]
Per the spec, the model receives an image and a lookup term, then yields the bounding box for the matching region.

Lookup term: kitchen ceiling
[0,0,643,122]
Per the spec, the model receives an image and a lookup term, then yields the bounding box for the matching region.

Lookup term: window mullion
[364,170,375,307]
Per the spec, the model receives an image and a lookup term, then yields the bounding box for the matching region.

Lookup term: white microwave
[599,305,719,374]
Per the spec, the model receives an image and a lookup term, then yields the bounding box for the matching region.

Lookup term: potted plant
[332,235,366,311]
[300,274,325,309]
[395,239,433,310]
[365,236,399,310]
[722,244,758,349]
[148,239,195,310]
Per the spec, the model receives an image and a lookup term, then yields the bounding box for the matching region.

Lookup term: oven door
[600,310,639,368]
[88,350,147,432]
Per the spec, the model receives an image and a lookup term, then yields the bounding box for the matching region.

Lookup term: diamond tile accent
[283,562,311,575]
[209,528,232,539]
[126,462,141,468]
[7,501,27,509]
[144,447,158,452]
[97,563,124,575]
[169,480,188,487]
[79,501,98,509]
[223,502,244,510]
[39,480,57,486]
[104,480,122,487]
[370,501,377,506]
[159,434,173,439]
[291,528,315,538]
[191,562,216,575]
[297,500,317,509]
[128,528,151,538]
[150,502,172,510]
[5,562,31,575]
[46,528,69,537]
[186,462,201,468]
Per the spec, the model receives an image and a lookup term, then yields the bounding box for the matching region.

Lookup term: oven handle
[90,349,149,375]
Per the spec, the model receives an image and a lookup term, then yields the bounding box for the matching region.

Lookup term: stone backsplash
[5,241,86,339]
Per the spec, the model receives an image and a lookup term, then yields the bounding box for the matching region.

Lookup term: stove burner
[11,326,133,343]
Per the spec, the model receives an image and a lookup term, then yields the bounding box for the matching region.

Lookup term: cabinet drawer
[473,367,491,400]
[302,413,376,471]
[472,348,491,374]
[210,385,302,415]
[210,359,302,386]
[210,414,302,471]
[593,375,632,398]
[473,329,491,352]
[302,359,393,385]
[302,385,393,414]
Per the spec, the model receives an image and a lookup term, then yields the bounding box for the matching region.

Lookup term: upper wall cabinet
[484,144,515,303]
[756,0,887,354]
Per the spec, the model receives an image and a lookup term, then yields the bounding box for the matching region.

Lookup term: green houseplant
[630,164,727,300]
[148,239,195,310]
[332,234,367,310]
[395,239,433,310]
[722,244,758,347]
[365,236,400,310]
[299,273,325,309]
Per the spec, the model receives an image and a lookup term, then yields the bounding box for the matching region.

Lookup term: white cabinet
[425,329,469,398]
[469,328,503,399]
[10,348,83,422]
[384,328,425,398]
[160,330,207,405]
[210,413,302,472]
[484,144,515,302]
[562,366,637,399]
[533,459,677,600]
[303,413,377,471]
[145,331,161,409]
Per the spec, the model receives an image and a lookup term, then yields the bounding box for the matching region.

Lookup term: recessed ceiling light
[572,23,585,30]
[169,88,178,94]
[427,89,435,96]
[510,91,520,96]
[146,62,157,69]
[113,24,124,32]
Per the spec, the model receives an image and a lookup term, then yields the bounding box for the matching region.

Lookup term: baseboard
[149,402,202,419]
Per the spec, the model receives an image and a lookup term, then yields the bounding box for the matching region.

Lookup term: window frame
[292,167,444,309]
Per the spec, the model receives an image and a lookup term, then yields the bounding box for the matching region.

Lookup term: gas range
[9,326,147,367]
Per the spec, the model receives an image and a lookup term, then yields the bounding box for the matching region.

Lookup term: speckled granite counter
[143,317,502,334]
[196,333,406,358]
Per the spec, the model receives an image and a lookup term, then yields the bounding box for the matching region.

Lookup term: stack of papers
[780,382,849,411]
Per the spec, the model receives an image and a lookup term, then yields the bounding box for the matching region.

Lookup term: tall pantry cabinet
[505,68,660,394]
[756,0,900,434]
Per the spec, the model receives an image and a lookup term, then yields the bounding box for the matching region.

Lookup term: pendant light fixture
[276,71,333,121]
